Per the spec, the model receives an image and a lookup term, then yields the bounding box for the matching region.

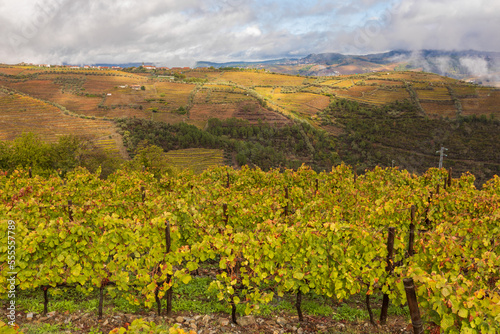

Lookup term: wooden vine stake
[447,168,452,188]
[165,220,173,317]
[154,284,162,317]
[284,186,289,217]
[153,220,173,317]
[141,186,145,203]
[68,200,73,222]
[366,293,377,327]
[380,227,395,325]
[296,290,304,322]
[228,257,239,324]
[223,172,238,325]
[408,205,416,257]
[423,191,432,230]
[42,285,49,315]
[230,295,237,324]
[98,285,104,319]
[403,278,424,334]
[223,203,228,224]
[220,173,230,233]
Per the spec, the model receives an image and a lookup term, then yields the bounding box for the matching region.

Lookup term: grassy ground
[8,275,410,334]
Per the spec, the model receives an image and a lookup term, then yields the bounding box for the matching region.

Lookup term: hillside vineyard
[1,165,499,333]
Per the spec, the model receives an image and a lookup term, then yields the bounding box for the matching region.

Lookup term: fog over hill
[197,50,500,85]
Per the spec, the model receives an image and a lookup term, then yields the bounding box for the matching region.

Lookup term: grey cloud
[385,50,500,84]
[0,0,498,66]
[340,0,500,54]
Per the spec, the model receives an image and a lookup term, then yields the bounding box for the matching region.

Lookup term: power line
[436,147,448,169]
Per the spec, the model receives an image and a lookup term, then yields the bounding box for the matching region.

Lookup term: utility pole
[436,147,448,169]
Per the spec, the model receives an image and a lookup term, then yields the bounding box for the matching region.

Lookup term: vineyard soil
[13,273,413,334]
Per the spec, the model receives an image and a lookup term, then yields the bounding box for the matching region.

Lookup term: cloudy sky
[1,0,499,66]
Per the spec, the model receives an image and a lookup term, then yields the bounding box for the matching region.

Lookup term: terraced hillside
[164,148,224,174]
[0,90,125,158]
[1,64,499,182]
[2,65,499,127]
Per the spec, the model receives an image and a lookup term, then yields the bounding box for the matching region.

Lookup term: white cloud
[460,57,489,77]
[242,25,262,37]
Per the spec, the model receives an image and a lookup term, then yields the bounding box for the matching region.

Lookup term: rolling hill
[0,63,499,183]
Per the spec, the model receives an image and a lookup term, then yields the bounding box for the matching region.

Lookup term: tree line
[115,117,339,172]
[0,133,121,178]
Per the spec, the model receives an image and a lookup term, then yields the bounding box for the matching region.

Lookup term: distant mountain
[195,58,292,68]
[195,51,411,69]
[196,50,500,86]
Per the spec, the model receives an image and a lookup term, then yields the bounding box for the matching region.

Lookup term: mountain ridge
[196,50,500,86]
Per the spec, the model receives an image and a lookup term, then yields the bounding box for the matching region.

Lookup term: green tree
[78,145,122,179]
[49,135,86,176]
[236,151,247,166]
[0,141,12,171]
[126,142,175,178]
[10,132,52,172]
